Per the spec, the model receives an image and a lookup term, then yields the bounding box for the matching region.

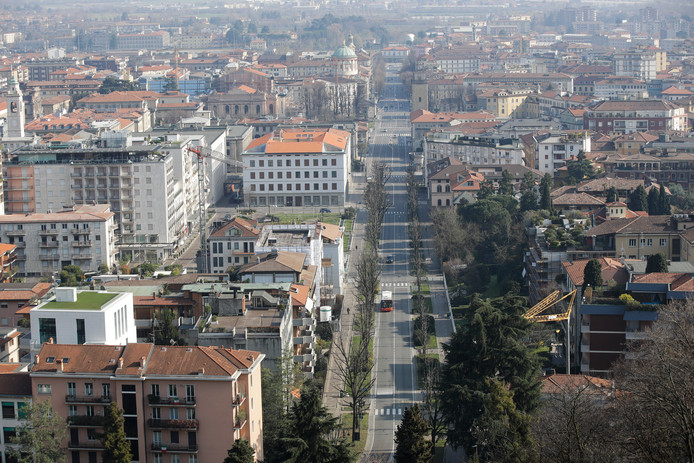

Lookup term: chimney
[153,292,156,299]
[140,356,146,367]
[56,359,63,372]
[34,355,39,365]
[118,358,124,369]
[49,337,54,344]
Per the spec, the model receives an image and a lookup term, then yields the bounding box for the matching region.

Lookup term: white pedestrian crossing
[381,282,410,287]
[374,408,404,416]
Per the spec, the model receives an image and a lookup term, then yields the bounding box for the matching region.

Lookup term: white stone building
[242,128,351,208]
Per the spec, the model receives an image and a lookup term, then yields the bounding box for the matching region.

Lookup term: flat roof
[39,292,119,311]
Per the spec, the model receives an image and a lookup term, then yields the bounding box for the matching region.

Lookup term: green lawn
[415,353,440,389]
[341,411,370,454]
[346,335,374,397]
[343,219,354,252]
[481,275,502,299]
[41,291,118,310]
[272,212,342,225]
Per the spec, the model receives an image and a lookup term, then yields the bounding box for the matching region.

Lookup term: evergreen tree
[224,439,255,463]
[98,76,137,94]
[658,184,670,215]
[629,185,648,212]
[583,258,603,292]
[605,186,618,203]
[10,400,68,463]
[647,187,659,214]
[566,151,595,182]
[540,173,553,213]
[279,386,352,463]
[477,179,495,200]
[499,169,514,196]
[152,309,184,345]
[440,293,541,453]
[101,402,131,463]
[394,405,432,463]
[645,253,668,273]
[520,172,539,212]
[59,265,84,286]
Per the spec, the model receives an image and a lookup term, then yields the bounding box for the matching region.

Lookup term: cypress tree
[647,187,659,214]
[394,405,432,463]
[101,402,131,463]
[658,184,670,215]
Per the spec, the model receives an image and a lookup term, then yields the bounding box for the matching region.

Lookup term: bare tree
[332,329,375,442]
[613,301,694,463]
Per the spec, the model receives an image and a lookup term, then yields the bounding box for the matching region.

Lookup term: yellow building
[477,89,532,119]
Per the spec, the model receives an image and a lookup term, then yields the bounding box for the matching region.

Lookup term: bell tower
[6,78,25,138]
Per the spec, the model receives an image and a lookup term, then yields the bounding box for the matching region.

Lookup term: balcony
[293,316,316,327]
[66,394,112,404]
[72,254,93,260]
[233,419,247,430]
[232,394,246,407]
[67,415,106,427]
[147,395,196,406]
[38,229,59,235]
[5,230,26,236]
[294,335,314,345]
[151,443,198,453]
[71,241,93,247]
[39,241,59,248]
[68,441,104,450]
[625,330,649,340]
[39,254,59,261]
[294,353,314,363]
[147,419,199,430]
[71,229,90,235]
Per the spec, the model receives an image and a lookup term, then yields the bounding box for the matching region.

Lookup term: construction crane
[523,289,577,374]
[186,146,244,273]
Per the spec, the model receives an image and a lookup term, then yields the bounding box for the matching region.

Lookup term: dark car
[320,208,332,213]
[386,255,394,264]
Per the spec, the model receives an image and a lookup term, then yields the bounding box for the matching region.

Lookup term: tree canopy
[101,402,131,463]
[10,400,68,463]
[394,405,432,463]
[224,439,255,463]
[629,185,648,212]
[439,293,541,455]
[98,77,137,94]
[583,258,603,290]
[645,253,668,273]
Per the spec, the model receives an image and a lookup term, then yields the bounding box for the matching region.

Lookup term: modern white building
[30,288,135,351]
[0,205,117,278]
[242,128,351,208]
[533,132,591,175]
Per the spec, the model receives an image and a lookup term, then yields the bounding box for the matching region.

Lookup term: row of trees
[628,184,671,215]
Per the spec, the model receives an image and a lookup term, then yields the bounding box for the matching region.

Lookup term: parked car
[386,255,394,264]
[320,208,332,213]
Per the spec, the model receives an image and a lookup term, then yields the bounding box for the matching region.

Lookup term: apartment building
[115,31,170,50]
[0,372,32,462]
[4,133,225,262]
[532,131,591,175]
[410,110,496,148]
[30,288,135,351]
[23,58,84,81]
[0,205,117,278]
[208,217,260,273]
[424,133,525,167]
[0,282,52,328]
[31,342,264,462]
[584,100,687,134]
[242,128,351,208]
[613,48,665,81]
[602,152,694,190]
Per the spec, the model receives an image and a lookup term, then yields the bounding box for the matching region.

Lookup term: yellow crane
[523,289,577,322]
[524,289,578,374]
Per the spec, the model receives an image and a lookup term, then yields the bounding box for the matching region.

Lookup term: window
[87,429,96,441]
[169,408,179,420]
[86,406,94,417]
[38,318,56,344]
[629,239,637,247]
[151,384,160,397]
[3,427,16,442]
[189,456,197,463]
[171,456,180,463]
[153,455,162,463]
[170,431,179,444]
[152,431,162,445]
[2,402,14,419]
[69,405,77,417]
[68,382,76,396]
[85,383,93,396]
[186,408,196,420]
[640,239,646,246]
[647,239,653,246]
[76,319,85,345]
[168,384,177,397]
[37,384,51,394]
[660,239,667,246]
[185,385,195,401]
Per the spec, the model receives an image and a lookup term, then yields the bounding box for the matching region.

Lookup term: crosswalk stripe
[398,409,402,415]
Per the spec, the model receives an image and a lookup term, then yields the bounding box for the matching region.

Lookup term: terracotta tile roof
[210,217,260,238]
[241,251,306,274]
[33,343,261,377]
[590,99,681,111]
[290,284,310,307]
[541,374,613,395]
[0,244,16,255]
[318,222,342,242]
[553,192,605,207]
[0,283,51,302]
[246,128,350,153]
[0,372,31,396]
[0,207,113,224]
[662,86,693,95]
[563,258,627,287]
[614,132,659,143]
[587,215,674,237]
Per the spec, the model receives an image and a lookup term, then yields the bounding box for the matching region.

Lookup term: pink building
[31,343,264,463]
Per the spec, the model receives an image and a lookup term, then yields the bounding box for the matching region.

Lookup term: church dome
[332,44,357,59]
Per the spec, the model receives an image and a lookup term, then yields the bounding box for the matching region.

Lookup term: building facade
[242,128,351,208]
[0,206,117,278]
[31,342,264,462]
